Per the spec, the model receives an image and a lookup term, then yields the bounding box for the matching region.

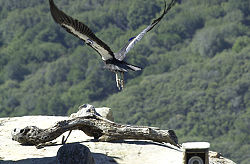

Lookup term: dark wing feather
[49,0,114,61]
[115,0,177,61]
[147,0,176,32]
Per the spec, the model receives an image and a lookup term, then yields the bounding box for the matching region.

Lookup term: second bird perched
[49,0,177,90]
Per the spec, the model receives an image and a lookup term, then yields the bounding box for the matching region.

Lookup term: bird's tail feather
[126,63,142,71]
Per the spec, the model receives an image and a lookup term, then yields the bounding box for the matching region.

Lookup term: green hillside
[0,0,249,163]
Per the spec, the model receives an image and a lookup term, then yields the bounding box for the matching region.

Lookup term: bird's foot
[116,79,121,90]
[116,79,124,90]
[120,79,124,90]
[118,79,122,90]
[115,72,124,90]
[120,72,124,90]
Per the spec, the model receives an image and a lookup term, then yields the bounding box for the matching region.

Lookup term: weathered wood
[11,106,179,147]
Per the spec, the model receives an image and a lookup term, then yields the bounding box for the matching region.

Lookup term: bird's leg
[120,72,124,90]
[118,72,121,89]
[115,72,120,90]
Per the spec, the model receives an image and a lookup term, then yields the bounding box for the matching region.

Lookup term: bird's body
[49,0,176,90]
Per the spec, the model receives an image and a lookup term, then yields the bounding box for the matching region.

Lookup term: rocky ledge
[0,106,235,164]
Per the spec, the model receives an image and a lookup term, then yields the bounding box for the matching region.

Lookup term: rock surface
[0,116,236,164]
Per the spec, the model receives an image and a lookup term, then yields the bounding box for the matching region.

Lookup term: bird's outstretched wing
[115,0,177,61]
[49,0,114,61]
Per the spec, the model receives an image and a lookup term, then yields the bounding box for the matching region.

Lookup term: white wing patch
[87,38,93,45]
[62,24,113,61]
[125,25,151,53]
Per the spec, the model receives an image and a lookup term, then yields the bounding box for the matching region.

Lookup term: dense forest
[0,0,249,163]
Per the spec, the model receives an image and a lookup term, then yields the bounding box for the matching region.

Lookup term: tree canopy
[0,0,249,163]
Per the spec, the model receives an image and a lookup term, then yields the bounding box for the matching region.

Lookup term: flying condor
[49,0,176,90]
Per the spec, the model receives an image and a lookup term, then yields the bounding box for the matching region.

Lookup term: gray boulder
[57,143,95,164]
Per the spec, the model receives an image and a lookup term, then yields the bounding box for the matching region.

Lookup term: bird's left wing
[49,0,114,61]
[115,0,177,61]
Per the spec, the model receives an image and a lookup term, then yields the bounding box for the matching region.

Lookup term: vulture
[49,0,176,90]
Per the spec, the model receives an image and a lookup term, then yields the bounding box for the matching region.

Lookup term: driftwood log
[11,104,179,147]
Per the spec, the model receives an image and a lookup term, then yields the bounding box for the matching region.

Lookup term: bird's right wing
[115,0,177,61]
